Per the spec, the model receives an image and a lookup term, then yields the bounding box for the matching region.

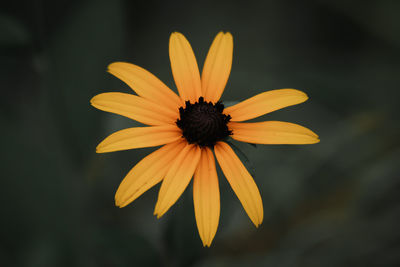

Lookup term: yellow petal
[193,147,220,247]
[96,125,182,153]
[90,92,178,126]
[154,144,201,217]
[107,62,182,111]
[201,32,233,103]
[115,139,186,207]
[229,121,320,144]
[224,89,308,122]
[214,141,263,226]
[169,32,202,103]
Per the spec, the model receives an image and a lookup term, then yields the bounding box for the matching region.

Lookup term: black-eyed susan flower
[91,32,319,247]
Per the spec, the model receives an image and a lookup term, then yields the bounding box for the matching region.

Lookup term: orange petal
[229,121,320,144]
[169,32,202,103]
[214,141,263,226]
[193,147,220,247]
[107,62,182,111]
[224,89,308,121]
[201,32,233,102]
[115,139,186,207]
[96,125,182,153]
[154,144,201,218]
[90,92,178,126]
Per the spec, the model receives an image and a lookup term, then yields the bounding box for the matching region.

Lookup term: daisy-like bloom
[91,32,319,247]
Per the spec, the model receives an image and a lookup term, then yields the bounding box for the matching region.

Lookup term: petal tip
[290,88,309,100]
[224,31,233,39]
[106,63,114,70]
[199,236,212,247]
[153,206,163,218]
[90,94,104,107]
[107,62,118,72]
[253,218,263,228]
[155,207,167,219]
[301,92,309,101]
[115,195,125,208]
[308,129,320,141]
[217,31,232,36]
[107,61,123,70]
[96,143,110,153]
[170,31,183,39]
[280,88,309,102]
[116,199,129,208]
[107,62,133,75]
[215,31,225,37]
[95,145,103,153]
[154,211,162,219]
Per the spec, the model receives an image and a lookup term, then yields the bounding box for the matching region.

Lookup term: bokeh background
[2,0,400,266]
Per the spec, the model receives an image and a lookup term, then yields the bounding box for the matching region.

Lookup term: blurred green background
[1,0,400,266]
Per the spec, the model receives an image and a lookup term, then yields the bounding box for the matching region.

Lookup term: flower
[91,32,319,247]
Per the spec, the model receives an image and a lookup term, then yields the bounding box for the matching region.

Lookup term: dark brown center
[176,97,232,147]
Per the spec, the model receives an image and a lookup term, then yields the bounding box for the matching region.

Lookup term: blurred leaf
[0,14,30,45]
[225,139,257,178]
[223,100,239,107]
[44,0,125,167]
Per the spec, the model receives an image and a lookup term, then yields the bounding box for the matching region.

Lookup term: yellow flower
[91,32,319,247]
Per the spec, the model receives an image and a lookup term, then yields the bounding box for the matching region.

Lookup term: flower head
[91,32,319,247]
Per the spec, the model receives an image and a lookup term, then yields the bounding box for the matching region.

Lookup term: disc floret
[176,97,232,147]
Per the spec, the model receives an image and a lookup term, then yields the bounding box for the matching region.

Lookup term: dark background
[1,0,400,266]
